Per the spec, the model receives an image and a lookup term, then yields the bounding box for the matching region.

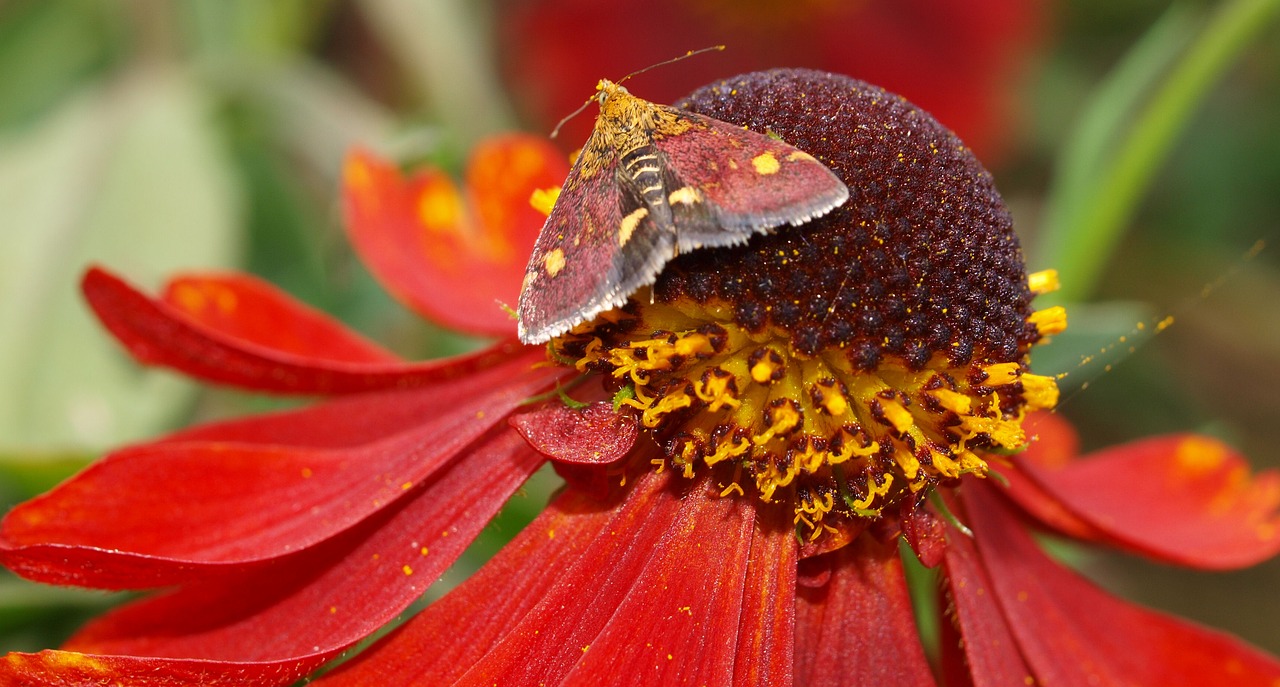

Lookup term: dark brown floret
[656,69,1039,370]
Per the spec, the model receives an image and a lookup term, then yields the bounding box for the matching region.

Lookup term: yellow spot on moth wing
[619,207,649,246]
[751,151,781,175]
[544,248,566,276]
[786,150,817,163]
[667,186,703,205]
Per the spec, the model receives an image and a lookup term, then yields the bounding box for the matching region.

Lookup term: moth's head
[595,79,627,106]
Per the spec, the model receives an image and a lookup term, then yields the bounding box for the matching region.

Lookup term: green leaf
[1035,0,1280,301]
[0,68,243,452]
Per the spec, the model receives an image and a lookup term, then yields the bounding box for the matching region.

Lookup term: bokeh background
[1,0,1278,660]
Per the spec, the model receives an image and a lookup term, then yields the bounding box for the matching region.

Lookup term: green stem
[1035,0,1280,302]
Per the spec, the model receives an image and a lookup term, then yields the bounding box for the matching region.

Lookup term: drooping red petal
[342,140,568,338]
[314,485,625,686]
[443,471,764,686]
[161,274,399,363]
[0,430,543,687]
[794,536,936,687]
[444,469,681,684]
[510,400,638,465]
[83,266,532,394]
[733,511,798,687]
[557,482,756,687]
[1015,431,1280,570]
[941,514,1036,687]
[998,411,1107,541]
[0,355,561,589]
[966,481,1280,686]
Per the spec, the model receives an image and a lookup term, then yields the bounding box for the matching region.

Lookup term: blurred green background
[0,0,1277,660]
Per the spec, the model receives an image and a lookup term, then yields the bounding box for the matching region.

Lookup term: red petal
[0,357,561,588]
[901,496,947,568]
[557,482,757,687]
[733,510,798,687]
[998,411,1102,540]
[1017,432,1280,569]
[448,469,683,684]
[1,651,329,687]
[161,274,398,363]
[313,486,622,686]
[966,481,1280,686]
[342,140,568,337]
[509,401,638,465]
[794,536,935,687]
[941,516,1036,687]
[0,431,545,687]
[84,266,535,394]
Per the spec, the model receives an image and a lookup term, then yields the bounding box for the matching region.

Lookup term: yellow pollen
[983,362,1022,386]
[1029,306,1068,336]
[1027,269,1060,295]
[930,388,973,415]
[1020,373,1059,409]
[879,398,915,434]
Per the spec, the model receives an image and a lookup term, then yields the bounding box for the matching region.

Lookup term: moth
[516,78,849,344]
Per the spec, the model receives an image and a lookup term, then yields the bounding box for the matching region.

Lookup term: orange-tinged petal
[85,266,534,394]
[1015,430,1280,570]
[342,138,569,337]
[966,482,1280,686]
[162,274,398,363]
[794,536,935,687]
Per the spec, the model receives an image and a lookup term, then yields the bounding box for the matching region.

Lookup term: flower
[496,0,1046,164]
[4,69,1280,687]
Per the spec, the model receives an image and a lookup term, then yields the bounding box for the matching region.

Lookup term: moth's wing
[652,109,849,251]
[517,142,674,344]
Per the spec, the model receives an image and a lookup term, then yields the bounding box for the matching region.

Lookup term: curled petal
[1013,428,1280,570]
[794,535,935,687]
[84,266,530,394]
[509,400,638,465]
[342,140,569,337]
[0,355,562,588]
[966,482,1280,686]
[0,430,544,687]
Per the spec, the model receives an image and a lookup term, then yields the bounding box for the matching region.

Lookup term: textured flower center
[554,269,1062,539]
[543,69,1066,545]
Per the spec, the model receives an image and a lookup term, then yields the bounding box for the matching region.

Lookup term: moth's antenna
[616,45,726,86]
[550,95,595,139]
[548,45,726,138]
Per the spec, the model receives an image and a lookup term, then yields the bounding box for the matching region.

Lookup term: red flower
[496,0,1045,164]
[3,70,1280,687]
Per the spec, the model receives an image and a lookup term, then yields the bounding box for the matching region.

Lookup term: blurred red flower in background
[2,70,1279,687]
[496,0,1046,163]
